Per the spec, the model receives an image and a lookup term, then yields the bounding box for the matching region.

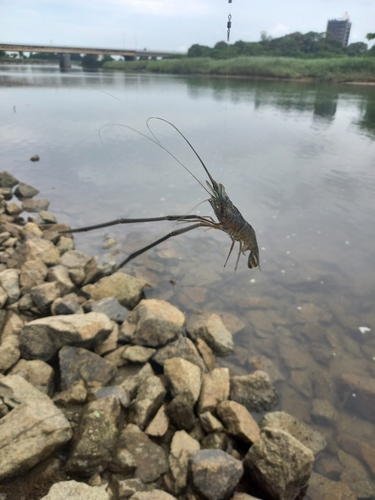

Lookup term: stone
[116,478,155,499]
[6,202,23,216]
[30,154,40,162]
[14,182,39,199]
[243,428,314,500]
[0,188,12,201]
[39,210,57,223]
[126,299,185,347]
[217,400,260,444]
[81,271,147,309]
[89,384,130,407]
[66,396,121,476]
[337,372,375,422]
[199,411,224,433]
[130,491,176,500]
[52,293,82,315]
[201,432,229,451]
[0,171,18,188]
[311,398,338,426]
[230,371,278,413]
[68,265,85,285]
[14,237,60,267]
[189,449,243,500]
[20,312,113,361]
[59,249,92,269]
[248,356,284,383]
[169,430,200,494]
[129,374,166,429]
[22,198,50,212]
[196,337,216,371]
[0,286,7,308]
[0,231,11,245]
[0,335,20,373]
[0,268,20,304]
[53,380,87,406]
[167,392,196,431]
[40,480,110,500]
[0,375,72,481]
[1,311,24,339]
[152,336,206,373]
[259,411,326,456]
[47,264,75,295]
[19,292,34,310]
[57,235,74,254]
[122,345,156,363]
[9,359,54,396]
[164,357,202,403]
[95,322,118,356]
[117,424,169,483]
[187,313,234,356]
[145,404,169,437]
[198,368,230,414]
[338,448,375,499]
[229,495,262,500]
[20,258,48,290]
[30,281,61,313]
[307,472,356,500]
[22,222,43,237]
[91,297,129,323]
[59,346,116,390]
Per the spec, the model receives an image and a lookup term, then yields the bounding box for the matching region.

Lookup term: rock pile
[0,171,322,500]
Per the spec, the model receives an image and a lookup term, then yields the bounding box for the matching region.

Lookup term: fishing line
[222,0,233,167]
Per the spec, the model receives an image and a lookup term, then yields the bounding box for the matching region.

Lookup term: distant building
[326,12,351,46]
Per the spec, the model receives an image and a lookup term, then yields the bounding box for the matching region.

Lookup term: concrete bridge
[0,43,185,69]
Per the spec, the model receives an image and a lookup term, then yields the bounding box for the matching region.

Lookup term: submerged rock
[230,370,278,413]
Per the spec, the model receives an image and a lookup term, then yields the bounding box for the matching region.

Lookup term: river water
[1,64,375,497]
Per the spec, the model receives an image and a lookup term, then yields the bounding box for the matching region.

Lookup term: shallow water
[1,64,375,497]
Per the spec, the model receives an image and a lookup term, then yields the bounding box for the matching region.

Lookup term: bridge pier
[59,53,71,70]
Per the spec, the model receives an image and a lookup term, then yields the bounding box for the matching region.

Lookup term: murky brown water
[1,64,375,498]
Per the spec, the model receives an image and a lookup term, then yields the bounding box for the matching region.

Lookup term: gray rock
[59,249,92,269]
[259,411,326,456]
[0,286,8,308]
[198,368,230,414]
[118,424,169,483]
[66,395,121,476]
[9,359,54,396]
[0,171,18,188]
[189,449,244,500]
[196,337,216,371]
[311,398,339,426]
[39,210,57,223]
[122,345,156,363]
[20,312,113,361]
[338,372,375,422]
[1,311,24,339]
[230,370,278,413]
[91,297,129,323]
[0,335,20,373]
[14,182,39,199]
[200,432,229,451]
[0,375,72,481]
[59,345,117,390]
[0,188,12,200]
[68,265,85,285]
[30,281,61,314]
[338,448,375,499]
[52,293,82,315]
[187,313,234,356]
[217,400,260,444]
[125,299,184,348]
[169,430,200,494]
[30,154,40,162]
[243,428,314,500]
[6,202,23,216]
[20,258,48,290]
[57,235,74,255]
[0,231,10,245]
[164,357,202,404]
[0,268,20,304]
[89,384,130,408]
[152,336,206,373]
[47,264,75,295]
[22,198,50,212]
[129,374,166,429]
[167,392,196,431]
[81,271,147,309]
[19,292,34,311]
[40,480,110,500]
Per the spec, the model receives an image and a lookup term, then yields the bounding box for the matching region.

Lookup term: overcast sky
[1,0,374,52]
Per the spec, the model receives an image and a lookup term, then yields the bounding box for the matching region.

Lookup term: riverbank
[0,170,327,500]
[103,56,375,83]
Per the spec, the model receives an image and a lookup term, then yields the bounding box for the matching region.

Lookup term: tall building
[326,12,351,46]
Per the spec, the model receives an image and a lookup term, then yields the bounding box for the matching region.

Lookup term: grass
[103,56,375,82]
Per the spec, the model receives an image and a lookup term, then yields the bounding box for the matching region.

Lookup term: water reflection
[1,65,375,498]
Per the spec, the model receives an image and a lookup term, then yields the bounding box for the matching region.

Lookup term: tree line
[187,31,375,59]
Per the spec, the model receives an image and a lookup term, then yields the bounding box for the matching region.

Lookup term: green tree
[187,44,212,57]
[346,42,368,56]
[366,33,375,40]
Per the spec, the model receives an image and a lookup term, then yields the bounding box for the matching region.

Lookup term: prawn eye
[248,252,258,269]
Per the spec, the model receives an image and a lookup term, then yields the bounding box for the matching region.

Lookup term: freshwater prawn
[61,118,260,271]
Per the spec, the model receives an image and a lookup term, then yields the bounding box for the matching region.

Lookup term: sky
[1,0,374,53]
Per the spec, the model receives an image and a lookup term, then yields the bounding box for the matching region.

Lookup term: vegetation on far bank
[103,56,375,82]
